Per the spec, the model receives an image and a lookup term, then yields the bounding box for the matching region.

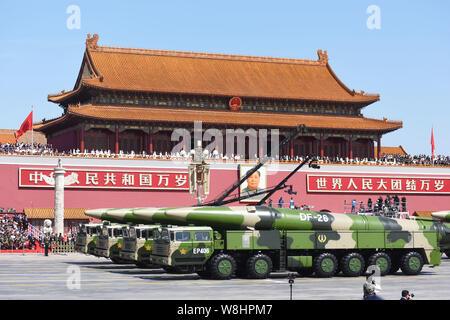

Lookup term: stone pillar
[54,159,65,236]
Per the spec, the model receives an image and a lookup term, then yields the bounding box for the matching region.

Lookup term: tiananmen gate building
[38,34,402,159]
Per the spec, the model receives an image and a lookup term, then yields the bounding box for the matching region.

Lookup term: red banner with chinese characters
[19,168,189,190]
[307,174,450,194]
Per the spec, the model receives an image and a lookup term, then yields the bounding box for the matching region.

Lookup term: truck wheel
[209,254,236,280]
[367,252,391,276]
[400,251,424,275]
[340,253,365,277]
[246,254,272,279]
[313,253,338,278]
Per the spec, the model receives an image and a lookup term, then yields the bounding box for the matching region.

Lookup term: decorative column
[54,159,65,236]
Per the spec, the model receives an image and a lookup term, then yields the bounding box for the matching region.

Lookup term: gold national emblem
[229,97,242,111]
[180,249,186,255]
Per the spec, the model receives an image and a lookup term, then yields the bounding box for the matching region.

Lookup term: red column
[148,128,153,153]
[377,136,381,159]
[320,136,324,158]
[80,126,85,152]
[289,140,294,158]
[115,125,119,154]
[349,136,353,159]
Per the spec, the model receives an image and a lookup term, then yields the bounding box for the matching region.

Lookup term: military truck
[149,209,447,280]
[75,222,104,254]
[120,224,160,267]
[94,223,129,263]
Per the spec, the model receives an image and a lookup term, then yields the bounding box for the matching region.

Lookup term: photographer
[400,290,414,300]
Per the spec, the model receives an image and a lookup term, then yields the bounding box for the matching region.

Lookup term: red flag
[15,110,33,142]
[431,127,435,159]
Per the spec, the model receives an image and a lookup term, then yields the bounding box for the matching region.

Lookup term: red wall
[1,158,449,214]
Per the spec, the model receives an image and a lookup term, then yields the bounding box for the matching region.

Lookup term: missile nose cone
[84,208,108,219]
[431,211,450,222]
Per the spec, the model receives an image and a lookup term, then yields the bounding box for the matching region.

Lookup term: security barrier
[51,241,75,254]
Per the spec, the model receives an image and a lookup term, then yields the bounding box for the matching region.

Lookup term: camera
[410,293,415,298]
[288,273,295,284]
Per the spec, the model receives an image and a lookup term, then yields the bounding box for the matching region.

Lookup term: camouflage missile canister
[86,206,450,279]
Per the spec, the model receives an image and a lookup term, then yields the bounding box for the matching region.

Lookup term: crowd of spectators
[0,208,77,251]
[346,195,408,218]
[0,213,36,250]
[1,142,449,167]
[0,142,54,155]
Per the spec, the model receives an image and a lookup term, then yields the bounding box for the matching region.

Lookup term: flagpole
[31,106,34,153]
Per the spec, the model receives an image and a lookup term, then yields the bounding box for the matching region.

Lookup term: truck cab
[75,222,103,254]
[94,223,127,262]
[150,226,214,273]
[120,225,160,267]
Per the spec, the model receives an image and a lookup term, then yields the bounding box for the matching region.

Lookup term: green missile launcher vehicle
[120,224,160,267]
[94,222,130,263]
[147,208,449,279]
[75,222,104,255]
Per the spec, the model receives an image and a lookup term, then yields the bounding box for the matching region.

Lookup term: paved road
[0,253,449,300]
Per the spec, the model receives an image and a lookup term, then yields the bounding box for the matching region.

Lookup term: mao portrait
[239,165,267,202]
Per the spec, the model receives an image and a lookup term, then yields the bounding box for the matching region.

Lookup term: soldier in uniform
[44,235,50,256]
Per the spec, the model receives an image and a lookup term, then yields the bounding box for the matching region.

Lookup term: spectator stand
[1,142,450,167]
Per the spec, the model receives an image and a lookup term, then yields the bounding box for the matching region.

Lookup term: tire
[246,254,272,279]
[208,254,236,280]
[367,252,392,276]
[313,253,338,278]
[400,251,424,275]
[340,252,365,277]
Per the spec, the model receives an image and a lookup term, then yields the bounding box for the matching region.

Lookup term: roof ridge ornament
[86,34,99,50]
[317,49,328,65]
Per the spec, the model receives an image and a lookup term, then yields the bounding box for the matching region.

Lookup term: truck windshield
[122,228,129,238]
[175,232,190,241]
[87,226,96,235]
[158,229,170,242]
[129,228,136,238]
[195,232,210,241]
[136,229,142,239]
